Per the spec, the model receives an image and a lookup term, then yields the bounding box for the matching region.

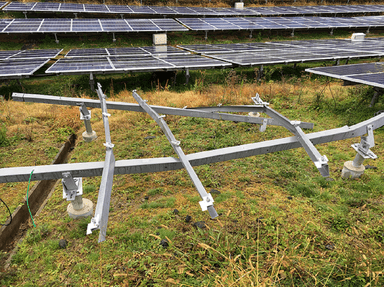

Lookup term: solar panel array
[0,48,62,78]
[0,58,51,79]
[178,38,384,66]
[176,16,384,31]
[46,53,231,74]
[305,63,384,89]
[0,18,188,33]
[4,2,384,17]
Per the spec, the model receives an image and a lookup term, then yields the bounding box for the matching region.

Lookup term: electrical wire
[26,169,36,228]
[0,197,12,226]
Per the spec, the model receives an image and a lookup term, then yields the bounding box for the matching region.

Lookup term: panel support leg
[204,30,208,41]
[62,172,93,219]
[369,88,381,108]
[89,72,95,92]
[112,32,116,42]
[185,69,190,85]
[257,65,263,81]
[341,125,377,179]
[23,12,28,19]
[366,26,370,34]
[330,28,334,35]
[78,103,97,142]
[291,29,295,37]
[249,30,253,38]
[54,33,59,44]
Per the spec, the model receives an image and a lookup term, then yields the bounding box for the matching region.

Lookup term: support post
[112,32,116,43]
[370,88,382,108]
[185,69,190,85]
[249,30,253,38]
[257,65,264,81]
[341,125,377,179]
[54,33,59,44]
[291,29,295,37]
[89,72,95,91]
[62,172,93,219]
[205,31,208,41]
[132,90,218,219]
[330,28,334,35]
[79,103,97,142]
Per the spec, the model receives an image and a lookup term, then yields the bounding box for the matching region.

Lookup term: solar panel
[3,18,41,32]
[108,56,174,71]
[215,52,285,65]
[0,2,7,9]
[99,19,132,32]
[46,57,113,74]
[10,49,62,59]
[0,58,50,78]
[39,19,71,33]
[0,50,19,60]
[66,47,150,58]
[4,2,384,18]
[305,63,384,89]
[72,19,102,32]
[155,54,232,69]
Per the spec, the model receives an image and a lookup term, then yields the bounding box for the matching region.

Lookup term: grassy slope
[1,2,384,286]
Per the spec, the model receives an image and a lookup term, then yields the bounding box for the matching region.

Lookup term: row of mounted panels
[306,63,384,89]
[2,16,384,33]
[2,37,384,79]
[3,2,384,16]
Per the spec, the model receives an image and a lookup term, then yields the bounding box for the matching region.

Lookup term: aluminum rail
[11,93,314,129]
[1,113,383,184]
[132,90,218,219]
[86,83,115,243]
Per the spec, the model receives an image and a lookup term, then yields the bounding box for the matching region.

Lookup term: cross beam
[1,112,383,183]
[11,93,314,130]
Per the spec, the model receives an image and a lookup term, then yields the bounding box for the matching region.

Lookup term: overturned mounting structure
[1,85,383,242]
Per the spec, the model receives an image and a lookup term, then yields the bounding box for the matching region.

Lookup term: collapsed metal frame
[1,85,383,242]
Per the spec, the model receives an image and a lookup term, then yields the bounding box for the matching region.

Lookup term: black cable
[0,197,12,226]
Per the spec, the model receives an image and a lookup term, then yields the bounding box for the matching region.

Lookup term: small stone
[210,189,221,195]
[159,239,169,248]
[144,195,149,200]
[325,243,335,250]
[145,136,156,140]
[173,209,179,215]
[325,177,335,181]
[365,165,377,170]
[156,232,160,236]
[141,198,145,202]
[185,215,192,223]
[193,221,206,229]
[287,196,293,200]
[59,239,68,249]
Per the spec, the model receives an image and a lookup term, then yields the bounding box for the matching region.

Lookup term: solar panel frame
[45,57,114,74]
[154,54,232,69]
[9,48,62,59]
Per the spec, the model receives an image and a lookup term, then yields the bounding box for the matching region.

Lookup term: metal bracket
[62,172,83,201]
[352,125,377,159]
[260,118,268,132]
[252,93,269,107]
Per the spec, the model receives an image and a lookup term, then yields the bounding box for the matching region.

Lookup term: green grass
[1,17,384,286]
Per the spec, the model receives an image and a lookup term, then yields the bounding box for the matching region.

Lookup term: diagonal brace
[132,90,218,219]
[87,83,116,243]
[252,94,329,177]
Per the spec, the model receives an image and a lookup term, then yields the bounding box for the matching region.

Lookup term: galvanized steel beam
[11,93,314,129]
[1,112,383,184]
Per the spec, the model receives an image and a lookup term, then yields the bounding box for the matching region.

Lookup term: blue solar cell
[0,58,50,78]
[0,50,19,60]
[84,4,109,13]
[100,19,132,32]
[0,19,13,32]
[154,54,231,69]
[66,48,108,58]
[128,5,156,14]
[109,56,174,71]
[72,19,102,32]
[33,2,60,11]
[151,19,188,31]
[107,5,133,14]
[141,46,188,55]
[10,49,62,59]
[107,47,149,56]
[46,57,113,73]
[3,2,35,11]
[59,3,84,12]
[3,18,42,32]
[39,19,71,32]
